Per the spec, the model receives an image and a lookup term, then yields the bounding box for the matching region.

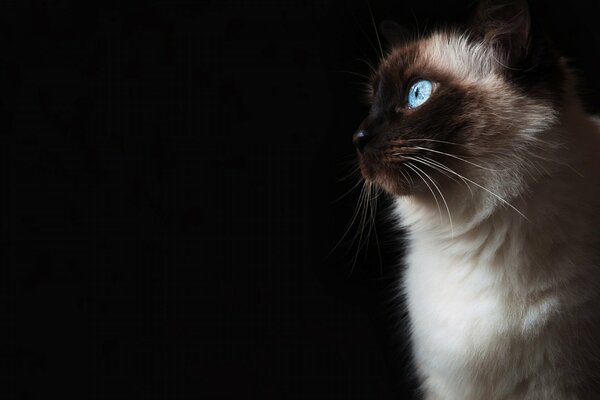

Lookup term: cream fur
[393,33,600,400]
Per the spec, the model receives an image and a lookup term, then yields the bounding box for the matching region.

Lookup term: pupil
[415,88,420,97]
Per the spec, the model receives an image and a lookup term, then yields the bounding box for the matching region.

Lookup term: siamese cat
[353,1,600,399]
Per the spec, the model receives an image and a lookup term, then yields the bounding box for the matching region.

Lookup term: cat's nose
[353,130,373,152]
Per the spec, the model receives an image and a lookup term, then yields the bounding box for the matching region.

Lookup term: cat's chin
[375,179,412,197]
[357,151,413,195]
[362,171,413,197]
[358,154,417,196]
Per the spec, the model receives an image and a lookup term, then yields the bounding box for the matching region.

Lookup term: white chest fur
[402,234,564,399]
[405,243,508,362]
[393,188,600,400]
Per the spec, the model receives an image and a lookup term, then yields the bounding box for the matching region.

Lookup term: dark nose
[353,130,373,152]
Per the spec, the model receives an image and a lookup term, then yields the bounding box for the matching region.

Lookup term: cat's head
[355,0,566,203]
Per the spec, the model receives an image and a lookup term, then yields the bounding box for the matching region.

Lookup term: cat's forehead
[377,31,498,85]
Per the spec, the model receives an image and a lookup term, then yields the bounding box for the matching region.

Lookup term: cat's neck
[394,99,600,295]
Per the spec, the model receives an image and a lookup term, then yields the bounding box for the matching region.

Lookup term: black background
[6,1,600,399]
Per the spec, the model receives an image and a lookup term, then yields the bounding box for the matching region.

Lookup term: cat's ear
[472,0,531,65]
[380,20,411,47]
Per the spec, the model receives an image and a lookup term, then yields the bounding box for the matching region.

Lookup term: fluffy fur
[354,1,600,398]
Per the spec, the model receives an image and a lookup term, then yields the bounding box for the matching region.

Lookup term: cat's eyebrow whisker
[406,162,443,225]
[353,16,383,65]
[366,0,384,60]
[352,58,377,74]
[338,70,372,81]
[409,162,454,237]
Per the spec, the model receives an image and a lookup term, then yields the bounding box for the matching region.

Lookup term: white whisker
[405,138,465,146]
[430,161,528,220]
[406,155,461,186]
[333,172,366,203]
[350,182,371,272]
[409,162,454,237]
[329,180,368,257]
[416,155,474,197]
[411,146,501,172]
[400,151,526,219]
[406,162,443,225]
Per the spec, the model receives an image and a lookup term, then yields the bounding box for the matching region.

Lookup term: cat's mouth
[357,150,414,196]
[355,140,460,198]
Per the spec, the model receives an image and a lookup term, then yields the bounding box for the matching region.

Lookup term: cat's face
[355,1,565,200]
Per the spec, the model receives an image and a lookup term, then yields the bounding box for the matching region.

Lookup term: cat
[352,1,600,399]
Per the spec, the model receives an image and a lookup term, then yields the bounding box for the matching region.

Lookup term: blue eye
[407,79,433,109]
